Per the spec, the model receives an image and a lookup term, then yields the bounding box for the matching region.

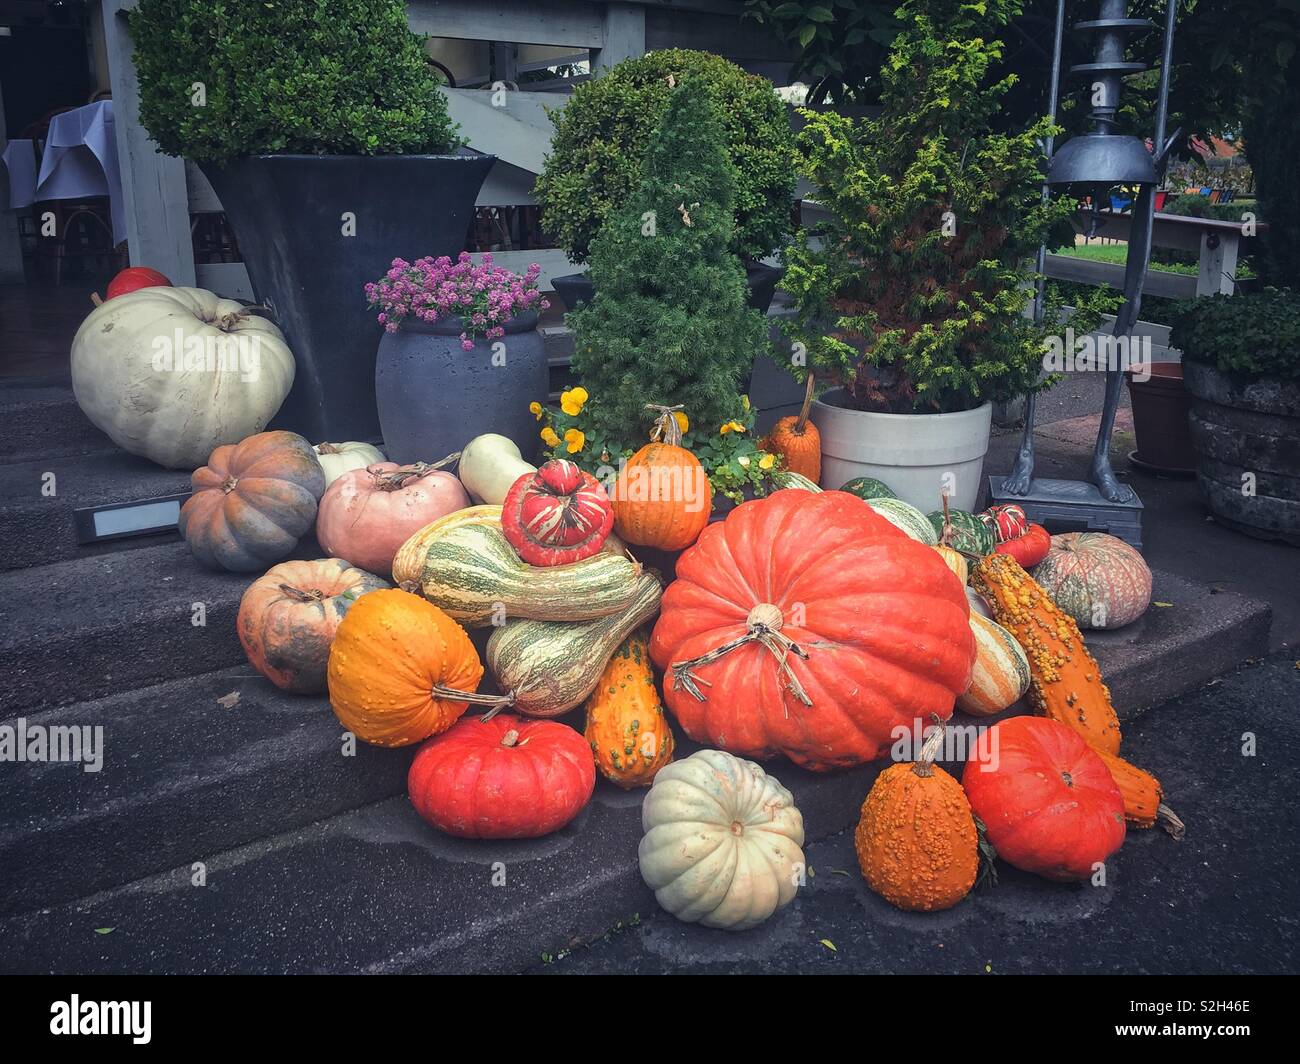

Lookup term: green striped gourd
[839,476,897,500]
[392,505,641,626]
[957,612,1031,716]
[489,570,664,717]
[927,507,995,557]
[864,498,939,545]
[771,470,822,493]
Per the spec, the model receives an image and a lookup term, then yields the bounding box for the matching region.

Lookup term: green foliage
[564,76,772,462]
[534,49,796,263]
[130,0,460,165]
[1159,193,1253,224]
[1169,289,1300,380]
[780,0,1074,414]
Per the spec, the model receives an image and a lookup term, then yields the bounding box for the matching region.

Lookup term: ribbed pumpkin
[179,430,325,572]
[316,458,470,578]
[407,714,595,838]
[994,522,1051,567]
[962,715,1125,882]
[971,553,1122,756]
[583,630,675,788]
[1094,749,1185,837]
[312,441,386,488]
[392,506,641,625]
[327,588,499,747]
[763,374,821,482]
[612,406,712,551]
[957,612,1031,716]
[501,459,614,566]
[1031,532,1153,631]
[855,726,979,911]
[650,490,975,771]
[237,558,388,694]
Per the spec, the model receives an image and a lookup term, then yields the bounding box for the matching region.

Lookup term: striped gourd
[1030,532,1152,630]
[839,477,897,500]
[933,545,968,585]
[927,508,995,557]
[489,571,664,717]
[865,498,939,545]
[392,505,641,626]
[771,470,823,493]
[957,612,1031,716]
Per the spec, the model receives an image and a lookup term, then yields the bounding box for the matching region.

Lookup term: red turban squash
[649,490,976,771]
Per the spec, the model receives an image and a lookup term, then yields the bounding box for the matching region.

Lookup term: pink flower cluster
[364,252,548,350]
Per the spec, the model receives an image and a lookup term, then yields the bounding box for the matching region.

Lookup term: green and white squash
[927,507,995,557]
[489,571,664,717]
[391,506,640,626]
[865,498,939,545]
[771,470,822,493]
[957,612,1031,716]
[839,476,897,500]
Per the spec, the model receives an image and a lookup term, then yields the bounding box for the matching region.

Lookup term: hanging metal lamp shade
[1046,133,1157,187]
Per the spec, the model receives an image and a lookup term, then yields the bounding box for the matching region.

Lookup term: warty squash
[488,570,663,717]
[392,506,641,625]
[855,726,979,912]
[583,630,675,788]
[1094,749,1185,838]
[970,552,1122,756]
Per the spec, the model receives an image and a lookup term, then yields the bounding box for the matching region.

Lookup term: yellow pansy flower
[540,426,561,447]
[560,386,589,416]
[529,401,543,420]
[759,453,776,470]
[673,411,690,434]
[720,420,746,435]
[564,428,586,453]
[738,455,751,467]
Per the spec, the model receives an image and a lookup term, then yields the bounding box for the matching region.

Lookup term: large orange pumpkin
[237,558,388,694]
[611,406,712,551]
[179,430,325,572]
[327,588,503,747]
[763,374,821,482]
[649,489,976,770]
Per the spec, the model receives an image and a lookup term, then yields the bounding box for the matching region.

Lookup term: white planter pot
[810,390,993,512]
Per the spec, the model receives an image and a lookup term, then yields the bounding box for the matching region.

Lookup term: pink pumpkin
[1030,531,1152,630]
[316,461,470,577]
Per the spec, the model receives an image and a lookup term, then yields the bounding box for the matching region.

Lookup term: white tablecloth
[0,100,125,244]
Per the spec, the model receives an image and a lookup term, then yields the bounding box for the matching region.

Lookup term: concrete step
[0,378,112,465]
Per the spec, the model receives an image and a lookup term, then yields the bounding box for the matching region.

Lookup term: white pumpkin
[458,433,537,504]
[639,749,805,931]
[71,286,294,469]
[313,441,386,487]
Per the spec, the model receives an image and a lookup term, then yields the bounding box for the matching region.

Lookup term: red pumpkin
[237,558,388,693]
[994,522,1051,567]
[316,460,470,577]
[649,489,975,771]
[1031,531,1152,630]
[962,715,1126,882]
[180,430,325,572]
[407,714,595,838]
[980,503,1028,544]
[105,266,172,300]
[501,459,614,565]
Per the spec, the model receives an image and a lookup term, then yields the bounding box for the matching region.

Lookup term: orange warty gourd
[1094,749,1185,837]
[612,405,712,551]
[971,552,1121,756]
[764,374,821,483]
[854,726,979,912]
[583,630,675,788]
[327,588,505,747]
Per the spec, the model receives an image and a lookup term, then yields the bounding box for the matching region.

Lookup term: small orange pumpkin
[855,725,979,912]
[764,374,821,482]
[326,588,509,747]
[238,558,389,694]
[612,405,712,551]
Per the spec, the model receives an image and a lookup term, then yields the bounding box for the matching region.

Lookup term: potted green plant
[1169,288,1300,544]
[534,48,796,315]
[779,0,1075,511]
[131,0,492,442]
[532,76,779,509]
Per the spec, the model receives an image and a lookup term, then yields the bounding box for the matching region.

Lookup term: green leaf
[798,23,818,47]
[806,6,835,23]
[94,927,115,935]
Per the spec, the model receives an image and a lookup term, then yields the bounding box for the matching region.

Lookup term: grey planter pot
[1184,360,1300,545]
[375,310,547,465]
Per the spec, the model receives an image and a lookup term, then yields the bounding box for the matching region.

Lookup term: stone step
[0,377,112,465]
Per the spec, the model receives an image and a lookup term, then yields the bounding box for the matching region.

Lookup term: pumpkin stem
[397,580,422,596]
[670,603,813,708]
[645,403,686,448]
[911,724,946,778]
[90,292,103,307]
[369,453,460,491]
[793,373,815,435]
[429,684,516,720]
[277,583,325,603]
[221,476,238,494]
[1156,802,1186,840]
[501,729,520,748]
[316,442,342,455]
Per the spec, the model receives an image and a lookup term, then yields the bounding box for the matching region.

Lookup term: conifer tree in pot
[780,0,1077,511]
[130,0,493,441]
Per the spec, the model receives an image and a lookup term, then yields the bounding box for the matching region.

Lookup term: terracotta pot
[1125,362,1195,474]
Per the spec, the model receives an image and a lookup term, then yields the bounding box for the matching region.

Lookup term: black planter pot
[550,259,785,315]
[204,153,495,441]
[375,311,547,465]
[1184,360,1300,545]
